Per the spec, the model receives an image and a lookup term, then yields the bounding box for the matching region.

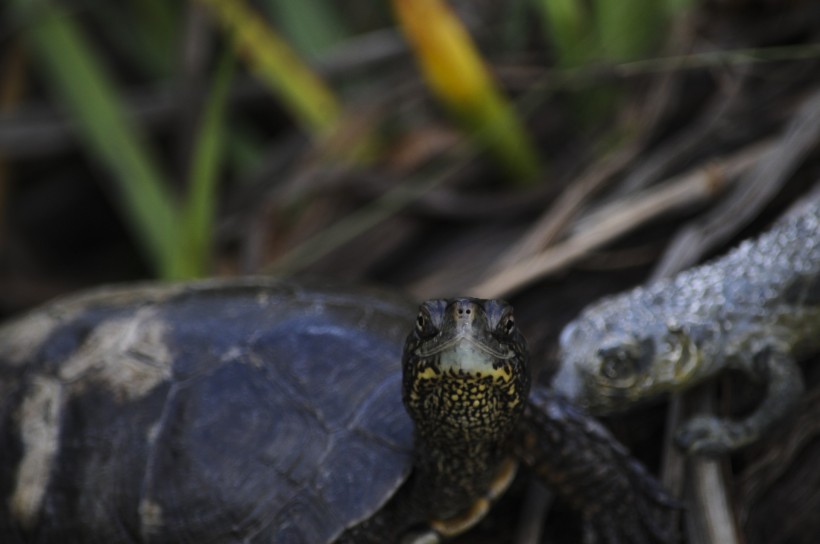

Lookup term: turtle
[0,278,678,543]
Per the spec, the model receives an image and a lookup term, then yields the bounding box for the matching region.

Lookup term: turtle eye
[497,313,516,337]
[415,311,437,338]
[601,356,633,380]
[597,345,638,382]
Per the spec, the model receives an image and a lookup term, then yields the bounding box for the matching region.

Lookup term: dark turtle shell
[0,278,416,543]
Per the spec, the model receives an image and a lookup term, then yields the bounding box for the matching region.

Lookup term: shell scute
[0,280,416,543]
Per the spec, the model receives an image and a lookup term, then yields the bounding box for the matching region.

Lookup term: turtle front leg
[675,347,804,455]
[517,388,680,544]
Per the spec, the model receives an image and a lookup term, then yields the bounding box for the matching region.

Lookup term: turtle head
[553,308,705,413]
[402,298,530,445]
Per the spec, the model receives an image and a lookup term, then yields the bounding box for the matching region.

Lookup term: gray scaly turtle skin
[554,194,820,456]
[0,279,677,543]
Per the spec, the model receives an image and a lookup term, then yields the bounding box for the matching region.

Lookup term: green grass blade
[393,0,541,183]
[84,0,178,76]
[129,0,178,46]
[263,0,348,58]
[13,1,183,278]
[534,0,596,66]
[594,0,665,61]
[198,0,342,138]
[181,53,234,278]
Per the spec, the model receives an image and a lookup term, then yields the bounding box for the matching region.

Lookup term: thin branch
[470,140,771,299]
[494,143,640,269]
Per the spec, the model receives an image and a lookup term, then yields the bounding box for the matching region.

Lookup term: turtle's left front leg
[675,346,804,456]
[516,388,680,544]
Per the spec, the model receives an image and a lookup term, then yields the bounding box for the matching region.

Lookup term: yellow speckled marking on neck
[416,364,513,383]
[492,366,511,382]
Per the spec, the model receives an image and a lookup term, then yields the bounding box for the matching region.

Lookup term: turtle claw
[675,416,739,456]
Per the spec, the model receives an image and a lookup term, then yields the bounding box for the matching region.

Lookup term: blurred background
[2,0,820,542]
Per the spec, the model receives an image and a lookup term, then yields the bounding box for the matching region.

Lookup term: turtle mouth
[416,333,516,360]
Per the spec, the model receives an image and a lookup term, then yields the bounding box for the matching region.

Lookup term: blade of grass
[534,0,596,66]
[181,53,234,278]
[263,0,348,59]
[594,0,665,62]
[537,0,695,66]
[84,0,177,76]
[12,1,183,278]
[393,0,541,184]
[129,0,178,49]
[533,0,677,121]
[197,0,341,138]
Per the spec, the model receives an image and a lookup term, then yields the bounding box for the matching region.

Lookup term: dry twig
[470,140,771,299]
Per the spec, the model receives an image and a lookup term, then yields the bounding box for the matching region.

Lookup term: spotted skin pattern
[402,299,528,522]
[375,298,678,543]
[555,193,820,455]
[1,283,679,543]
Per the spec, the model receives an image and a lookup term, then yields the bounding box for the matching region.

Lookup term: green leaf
[534,0,596,66]
[594,0,664,62]
[83,0,178,76]
[263,0,348,58]
[198,0,342,138]
[13,0,185,278]
[181,53,235,277]
[393,0,541,183]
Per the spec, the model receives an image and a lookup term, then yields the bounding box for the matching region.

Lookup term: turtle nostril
[454,301,476,320]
